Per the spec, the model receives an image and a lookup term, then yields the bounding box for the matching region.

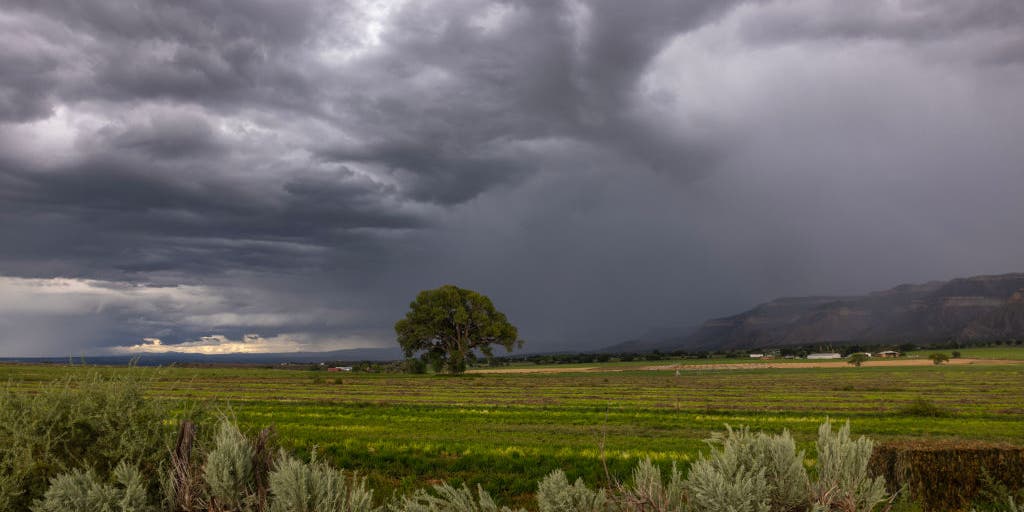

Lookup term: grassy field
[2,360,1023,508]
[907,345,1024,360]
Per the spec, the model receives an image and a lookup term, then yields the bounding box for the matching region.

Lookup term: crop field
[3,358,1023,508]
[907,345,1024,360]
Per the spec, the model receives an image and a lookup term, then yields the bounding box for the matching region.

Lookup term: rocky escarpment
[681,273,1024,350]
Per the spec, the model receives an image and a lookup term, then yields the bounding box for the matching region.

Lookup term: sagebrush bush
[618,459,686,512]
[269,452,375,512]
[535,470,608,512]
[730,427,807,511]
[685,425,808,512]
[32,462,152,512]
[686,428,771,512]
[395,483,524,512]
[203,421,257,511]
[811,420,889,512]
[0,370,174,511]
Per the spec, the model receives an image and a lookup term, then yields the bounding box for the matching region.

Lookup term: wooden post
[252,426,275,512]
[171,420,197,512]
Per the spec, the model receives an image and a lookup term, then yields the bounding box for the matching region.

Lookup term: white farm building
[806,353,843,360]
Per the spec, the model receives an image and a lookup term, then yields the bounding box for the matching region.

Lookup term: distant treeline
[308,339,1024,373]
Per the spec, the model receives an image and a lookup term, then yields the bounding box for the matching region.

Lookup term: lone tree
[929,352,950,365]
[394,285,522,374]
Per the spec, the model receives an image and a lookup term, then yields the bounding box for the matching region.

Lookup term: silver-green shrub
[536,470,609,512]
[617,459,686,512]
[269,452,376,512]
[685,425,809,512]
[742,428,808,511]
[686,435,770,512]
[394,483,524,512]
[810,420,888,512]
[33,462,152,512]
[203,421,256,511]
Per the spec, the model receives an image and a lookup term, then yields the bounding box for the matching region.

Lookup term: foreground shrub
[204,421,257,511]
[535,470,608,512]
[811,420,889,512]
[0,370,174,511]
[33,462,152,512]
[395,483,524,512]
[269,453,375,512]
[618,459,686,512]
[686,426,808,512]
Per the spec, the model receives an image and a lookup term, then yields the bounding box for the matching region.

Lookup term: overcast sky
[2,0,1023,357]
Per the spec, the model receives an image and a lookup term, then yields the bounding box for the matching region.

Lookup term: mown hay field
[2,355,1023,508]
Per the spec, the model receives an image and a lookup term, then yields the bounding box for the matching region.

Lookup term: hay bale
[869,440,1024,511]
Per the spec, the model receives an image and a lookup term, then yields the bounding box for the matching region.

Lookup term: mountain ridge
[601,272,1024,353]
[679,272,1024,350]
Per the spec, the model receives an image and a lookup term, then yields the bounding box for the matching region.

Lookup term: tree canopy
[394,285,522,374]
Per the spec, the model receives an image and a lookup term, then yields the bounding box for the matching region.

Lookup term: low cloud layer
[2,0,1023,356]
[0,276,380,355]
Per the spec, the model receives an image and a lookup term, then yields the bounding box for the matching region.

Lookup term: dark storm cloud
[0,151,421,279]
[10,0,321,101]
[1,0,1024,356]
[316,140,535,205]
[738,0,1024,46]
[107,113,227,160]
[0,10,66,122]
[314,0,745,197]
[0,0,744,279]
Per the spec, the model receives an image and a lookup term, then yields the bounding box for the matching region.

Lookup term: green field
[3,361,1023,508]
[907,345,1024,360]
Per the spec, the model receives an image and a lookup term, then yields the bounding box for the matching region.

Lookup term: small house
[877,350,900,358]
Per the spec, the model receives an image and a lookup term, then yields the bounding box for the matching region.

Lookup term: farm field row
[2,360,1022,507]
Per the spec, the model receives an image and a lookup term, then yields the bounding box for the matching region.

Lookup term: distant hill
[600,325,697,353]
[678,272,1024,351]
